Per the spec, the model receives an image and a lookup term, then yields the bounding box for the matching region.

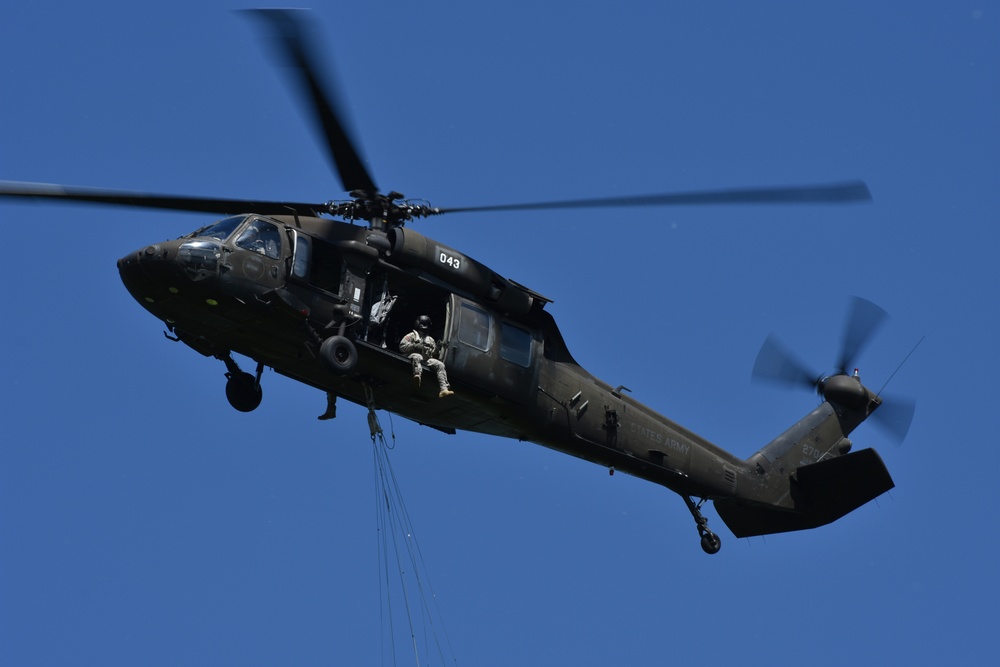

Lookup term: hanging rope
[364,384,458,667]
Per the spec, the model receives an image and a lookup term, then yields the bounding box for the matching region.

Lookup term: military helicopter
[0,10,912,554]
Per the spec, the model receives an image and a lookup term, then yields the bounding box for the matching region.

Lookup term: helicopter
[0,10,913,554]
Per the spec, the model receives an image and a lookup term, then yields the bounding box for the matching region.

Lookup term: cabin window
[291,232,343,294]
[309,237,343,293]
[500,322,532,367]
[235,218,282,260]
[458,304,491,351]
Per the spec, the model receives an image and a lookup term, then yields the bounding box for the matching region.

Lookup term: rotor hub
[324,193,441,228]
[819,373,871,409]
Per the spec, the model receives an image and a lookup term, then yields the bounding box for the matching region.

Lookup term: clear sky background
[1,2,997,665]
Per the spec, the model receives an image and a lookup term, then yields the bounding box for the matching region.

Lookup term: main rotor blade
[751,333,819,391]
[245,9,378,196]
[0,181,324,217]
[434,181,872,215]
[836,296,888,373]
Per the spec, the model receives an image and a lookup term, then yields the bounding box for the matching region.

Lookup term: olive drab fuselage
[119,213,743,487]
[118,211,895,553]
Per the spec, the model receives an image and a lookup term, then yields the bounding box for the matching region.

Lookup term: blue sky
[1,2,997,665]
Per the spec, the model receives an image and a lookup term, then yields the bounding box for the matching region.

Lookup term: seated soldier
[399,315,454,398]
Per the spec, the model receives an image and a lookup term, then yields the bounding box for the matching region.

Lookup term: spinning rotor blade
[752,296,889,392]
[0,181,325,217]
[245,9,378,196]
[434,181,872,215]
[836,296,888,373]
[751,333,819,391]
[1,10,876,229]
[751,298,917,444]
[872,393,916,444]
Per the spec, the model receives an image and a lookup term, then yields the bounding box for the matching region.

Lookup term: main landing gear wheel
[219,354,265,412]
[320,335,358,375]
[225,371,263,412]
[683,495,722,555]
[700,531,722,555]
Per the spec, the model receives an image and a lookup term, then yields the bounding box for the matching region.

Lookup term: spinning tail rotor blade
[872,394,916,444]
[836,296,888,373]
[751,297,917,445]
[751,333,819,391]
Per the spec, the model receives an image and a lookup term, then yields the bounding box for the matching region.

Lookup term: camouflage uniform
[400,329,452,396]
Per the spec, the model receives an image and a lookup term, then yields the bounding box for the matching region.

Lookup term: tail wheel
[684,495,722,555]
[320,335,358,376]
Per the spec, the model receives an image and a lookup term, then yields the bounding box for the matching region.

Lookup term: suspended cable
[365,385,457,666]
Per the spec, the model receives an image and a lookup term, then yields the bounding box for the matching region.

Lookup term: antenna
[878,335,925,396]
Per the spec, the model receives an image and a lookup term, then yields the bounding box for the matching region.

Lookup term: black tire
[320,335,358,376]
[700,532,722,555]
[225,371,263,412]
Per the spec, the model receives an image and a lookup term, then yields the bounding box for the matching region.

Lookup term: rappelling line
[373,442,398,667]
[378,442,420,666]
[364,385,456,666]
[375,409,457,666]
[375,425,454,666]
[366,384,407,665]
[372,440,398,667]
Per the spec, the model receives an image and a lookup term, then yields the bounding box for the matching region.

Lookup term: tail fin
[715,448,894,538]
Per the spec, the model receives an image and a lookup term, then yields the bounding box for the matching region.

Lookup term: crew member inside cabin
[400,315,454,398]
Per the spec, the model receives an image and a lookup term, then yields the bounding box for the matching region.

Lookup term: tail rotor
[751,296,916,444]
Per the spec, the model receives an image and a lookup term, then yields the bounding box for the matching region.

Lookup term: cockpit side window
[292,232,312,279]
[235,218,282,260]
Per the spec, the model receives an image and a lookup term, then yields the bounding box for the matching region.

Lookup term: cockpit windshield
[186,215,248,242]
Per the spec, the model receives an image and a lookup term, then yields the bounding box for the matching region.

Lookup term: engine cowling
[386,227,534,316]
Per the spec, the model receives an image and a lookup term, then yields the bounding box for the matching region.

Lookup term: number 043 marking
[439,252,462,270]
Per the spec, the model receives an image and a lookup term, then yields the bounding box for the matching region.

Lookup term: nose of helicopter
[117,242,189,309]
